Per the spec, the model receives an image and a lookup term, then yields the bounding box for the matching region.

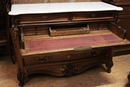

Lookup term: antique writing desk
[9,2,130,86]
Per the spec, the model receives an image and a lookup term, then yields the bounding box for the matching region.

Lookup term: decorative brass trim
[42,16,48,20]
[67,54,71,59]
[32,56,51,63]
[91,13,96,18]
[57,65,67,71]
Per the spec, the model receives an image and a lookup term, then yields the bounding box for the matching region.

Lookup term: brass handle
[42,16,48,20]
[33,56,50,63]
[74,46,92,51]
[57,65,67,71]
[67,54,71,59]
[91,13,96,18]
[91,51,101,56]
[74,65,80,70]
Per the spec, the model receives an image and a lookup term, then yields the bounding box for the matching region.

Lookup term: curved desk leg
[106,48,113,73]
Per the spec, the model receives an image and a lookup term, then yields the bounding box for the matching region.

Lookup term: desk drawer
[23,48,110,65]
[19,14,69,24]
[72,12,114,21]
[24,56,108,76]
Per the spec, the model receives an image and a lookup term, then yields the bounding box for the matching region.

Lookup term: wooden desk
[9,2,129,86]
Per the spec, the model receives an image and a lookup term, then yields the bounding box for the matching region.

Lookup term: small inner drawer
[72,12,114,21]
[22,26,49,36]
[19,13,69,24]
[49,24,90,36]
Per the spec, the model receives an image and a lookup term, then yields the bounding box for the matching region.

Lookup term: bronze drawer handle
[67,54,71,59]
[33,56,50,63]
[57,65,67,71]
[91,13,96,18]
[42,16,48,20]
[91,51,102,56]
[74,46,92,51]
[74,65,80,70]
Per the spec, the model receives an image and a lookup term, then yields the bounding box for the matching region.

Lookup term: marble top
[9,2,123,16]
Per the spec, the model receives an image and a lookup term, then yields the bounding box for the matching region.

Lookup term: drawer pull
[57,65,67,71]
[67,54,71,59]
[42,16,48,20]
[74,46,92,51]
[74,65,80,70]
[91,51,102,56]
[91,13,96,18]
[33,56,50,63]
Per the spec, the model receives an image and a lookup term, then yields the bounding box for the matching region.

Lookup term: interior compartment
[49,24,90,36]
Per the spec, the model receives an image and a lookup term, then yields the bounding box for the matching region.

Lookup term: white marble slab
[9,2,123,15]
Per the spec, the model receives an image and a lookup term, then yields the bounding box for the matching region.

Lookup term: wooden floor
[0,54,130,87]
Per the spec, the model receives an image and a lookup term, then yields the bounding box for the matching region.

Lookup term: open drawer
[20,22,130,56]
[49,24,90,36]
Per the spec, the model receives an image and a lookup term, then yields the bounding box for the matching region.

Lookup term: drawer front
[24,55,108,76]
[72,12,114,21]
[23,48,110,65]
[19,13,69,24]
[23,26,49,35]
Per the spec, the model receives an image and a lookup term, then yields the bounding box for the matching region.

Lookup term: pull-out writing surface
[22,29,129,55]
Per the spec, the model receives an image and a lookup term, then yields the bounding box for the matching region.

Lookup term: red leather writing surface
[27,34,123,52]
